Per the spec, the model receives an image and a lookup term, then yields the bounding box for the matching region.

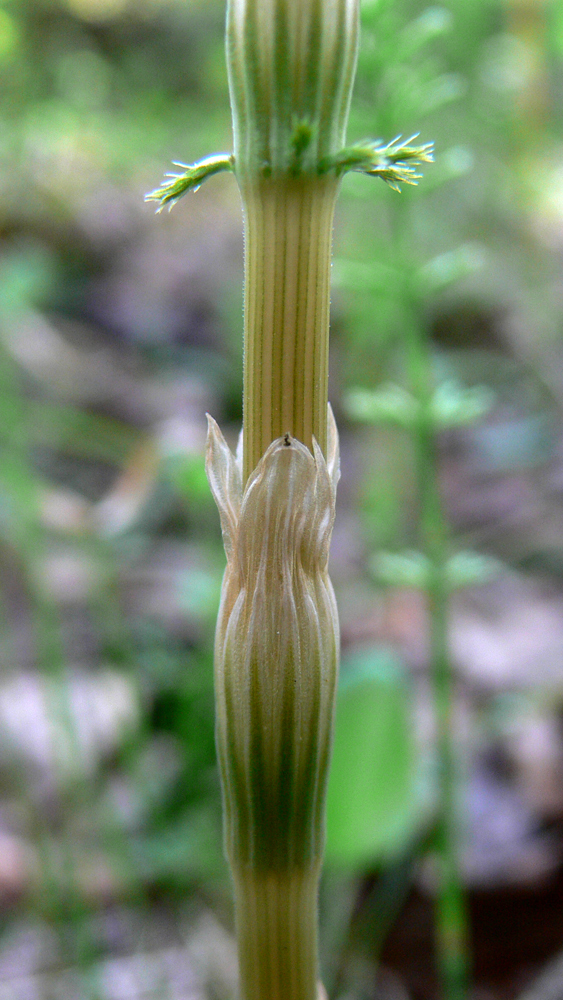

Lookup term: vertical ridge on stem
[233,869,320,1000]
[241,175,338,480]
[227,0,359,178]
[212,1,359,996]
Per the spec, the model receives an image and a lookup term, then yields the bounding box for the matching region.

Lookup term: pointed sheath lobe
[206,410,340,874]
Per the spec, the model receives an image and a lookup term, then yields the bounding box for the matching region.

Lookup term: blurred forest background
[2,0,563,997]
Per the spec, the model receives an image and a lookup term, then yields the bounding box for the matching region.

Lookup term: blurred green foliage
[326,646,421,870]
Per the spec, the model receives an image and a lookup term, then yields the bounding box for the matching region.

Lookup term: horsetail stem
[146,1,432,996]
[240,175,338,478]
[227,0,358,477]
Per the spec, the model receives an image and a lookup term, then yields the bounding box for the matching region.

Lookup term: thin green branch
[323,134,434,190]
[145,153,235,211]
[393,200,470,1000]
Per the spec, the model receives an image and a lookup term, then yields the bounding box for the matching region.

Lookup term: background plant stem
[393,197,470,1000]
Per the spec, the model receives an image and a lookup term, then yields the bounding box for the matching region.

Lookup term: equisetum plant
[148,1,431,998]
[341,6,496,997]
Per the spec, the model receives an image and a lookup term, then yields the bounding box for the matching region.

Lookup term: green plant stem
[240,175,339,480]
[232,867,320,1000]
[425,487,469,1000]
[393,199,470,1000]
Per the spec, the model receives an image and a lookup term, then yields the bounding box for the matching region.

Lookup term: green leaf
[344,384,419,428]
[401,7,454,55]
[550,1,563,58]
[430,379,494,427]
[415,244,485,296]
[345,380,493,431]
[372,549,430,588]
[333,258,399,297]
[445,550,502,589]
[166,452,210,506]
[325,647,421,869]
[178,567,222,621]
[371,548,502,591]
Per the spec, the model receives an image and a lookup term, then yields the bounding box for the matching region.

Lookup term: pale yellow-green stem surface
[226,0,358,479]
[233,869,320,1000]
[146,1,433,997]
[206,413,340,1000]
[241,175,338,480]
[217,1,354,995]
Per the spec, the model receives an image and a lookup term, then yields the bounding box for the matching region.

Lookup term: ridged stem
[240,175,339,480]
[233,867,320,1000]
